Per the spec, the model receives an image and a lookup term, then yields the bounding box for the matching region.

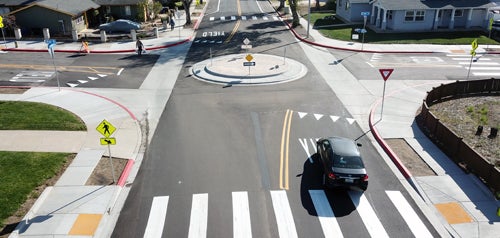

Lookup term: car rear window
[333,155,364,169]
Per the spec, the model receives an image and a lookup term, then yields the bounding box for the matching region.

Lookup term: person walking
[136,38,144,56]
[170,18,175,31]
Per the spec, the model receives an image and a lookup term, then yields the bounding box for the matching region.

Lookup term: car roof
[327,137,360,157]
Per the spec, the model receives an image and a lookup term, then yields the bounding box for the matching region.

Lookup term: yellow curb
[435,202,473,224]
[68,213,103,236]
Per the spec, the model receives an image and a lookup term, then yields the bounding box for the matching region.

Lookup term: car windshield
[333,155,364,169]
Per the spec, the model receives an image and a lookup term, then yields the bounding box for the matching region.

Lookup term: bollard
[488,127,498,139]
[15,41,18,48]
[475,125,483,136]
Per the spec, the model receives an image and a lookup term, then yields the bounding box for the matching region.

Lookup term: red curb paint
[118,159,135,187]
[369,102,412,179]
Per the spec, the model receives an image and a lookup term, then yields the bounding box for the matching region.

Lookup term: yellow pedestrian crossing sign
[96,119,116,137]
[471,39,478,50]
[100,137,116,145]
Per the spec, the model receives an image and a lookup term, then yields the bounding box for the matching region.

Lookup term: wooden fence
[417,78,500,195]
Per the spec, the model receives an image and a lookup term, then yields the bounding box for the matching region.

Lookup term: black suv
[316,137,368,191]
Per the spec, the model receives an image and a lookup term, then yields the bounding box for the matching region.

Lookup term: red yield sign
[379,69,394,81]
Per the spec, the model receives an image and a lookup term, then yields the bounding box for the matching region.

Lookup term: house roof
[375,0,497,10]
[8,0,99,16]
[0,0,38,6]
[92,0,142,6]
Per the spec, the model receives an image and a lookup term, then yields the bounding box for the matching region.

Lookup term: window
[405,11,414,21]
[405,10,425,21]
[386,10,393,20]
[345,1,350,11]
[125,6,131,16]
[415,11,425,21]
[454,9,463,17]
[75,16,84,25]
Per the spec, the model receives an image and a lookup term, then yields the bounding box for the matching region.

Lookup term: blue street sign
[354,28,367,34]
[47,39,56,58]
[361,12,370,17]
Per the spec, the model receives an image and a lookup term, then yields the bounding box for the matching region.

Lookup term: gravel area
[429,96,499,166]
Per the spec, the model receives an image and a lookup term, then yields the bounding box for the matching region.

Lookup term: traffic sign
[489,18,494,30]
[243,62,255,66]
[241,45,252,49]
[243,38,251,45]
[0,22,3,28]
[245,54,253,62]
[96,119,116,137]
[100,137,116,145]
[471,39,478,50]
[361,12,370,17]
[379,68,394,81]
[0,16,3,23]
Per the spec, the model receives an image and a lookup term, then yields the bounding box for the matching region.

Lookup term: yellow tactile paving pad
[69,214,103,235]
[435,202,473,224]
[450,49,466,53]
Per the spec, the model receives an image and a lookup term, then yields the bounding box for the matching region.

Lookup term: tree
[289,0,300,27]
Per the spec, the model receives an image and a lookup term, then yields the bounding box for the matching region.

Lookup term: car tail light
[362,175,369,181]
[328,172,336,179]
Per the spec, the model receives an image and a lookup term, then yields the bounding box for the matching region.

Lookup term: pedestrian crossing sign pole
[467,39,478,80]
[96,119,117,183]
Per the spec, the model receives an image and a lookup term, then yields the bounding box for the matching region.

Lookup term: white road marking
[144,196,169,238]
[309,190,344,238]
[386,191,433,238]
[348,191,389,238]
[314,113,324,120]
[231,16,236,20]
[66,83,79,87]
[310,138,318,153]
[242,16,247,20]
[220,16,226,21]
[252,16,258,20]
[299,138,313,163]
[117,68,124,75]
[465,67,500,70]
[88,76,98,80]
[346,118,355,124]
[77,80,88,84]
[263,16,269,20]
[209,17,214,21]
[233,191,252,238]
[330,115,340,122]
[297,112,307,118]
[98,74,107,77]
[273,16,279,20]
[270,190,298,238]
[459,62,499,65]
[473,72,500,76]
[188,193,208,238]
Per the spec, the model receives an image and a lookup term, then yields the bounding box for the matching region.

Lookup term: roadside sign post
[307,0,311,38]
[46,39,61,91]
[467,39,478,80]
[245,53,255,75]
[379,68,394,120]
[97,119,117,183]
[0,16,6,49]
[360,12,370,50]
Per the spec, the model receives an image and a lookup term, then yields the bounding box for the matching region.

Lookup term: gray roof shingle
[92,0,142,5]
[376,0,497,10]
[35,0,99,15]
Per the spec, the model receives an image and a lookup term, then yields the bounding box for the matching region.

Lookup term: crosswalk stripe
[348,191,389,238]
[144,196,169,238]
[459,62,499,65]
[270,190,298,238]
[452,58,491,61]
[233,191,252,238]
[473,72,500,76]
[386,191,433,238]
[465,67,500,70]
[209,17,214,21]
[309,190,344,238]
[242,16,247,20]
[188,194,208,238]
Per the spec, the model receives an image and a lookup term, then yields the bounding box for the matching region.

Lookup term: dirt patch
[429,96,499,166]
[385,139,437,176]
[85,157,128,185]
[0,88,29,94]
[0,154,76,237]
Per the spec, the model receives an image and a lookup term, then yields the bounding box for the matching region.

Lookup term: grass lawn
[0,101,85,228]
[307,13,499,45]
[0,152,72,227]
[0,101,86,130]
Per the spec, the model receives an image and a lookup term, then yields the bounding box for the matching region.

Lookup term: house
[336,0,499,32]
[7,0,99,36]
[92,0,148,23]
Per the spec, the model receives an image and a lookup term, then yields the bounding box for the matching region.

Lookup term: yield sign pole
[379,68,394,120]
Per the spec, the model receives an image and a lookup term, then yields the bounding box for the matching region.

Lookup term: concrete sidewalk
[1,2,499,238]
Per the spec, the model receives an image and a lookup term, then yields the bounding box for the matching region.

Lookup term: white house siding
[336,0,350,22]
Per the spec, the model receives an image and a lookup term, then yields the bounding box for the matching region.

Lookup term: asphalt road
[112,0,439,237]
[0,52,159,88]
